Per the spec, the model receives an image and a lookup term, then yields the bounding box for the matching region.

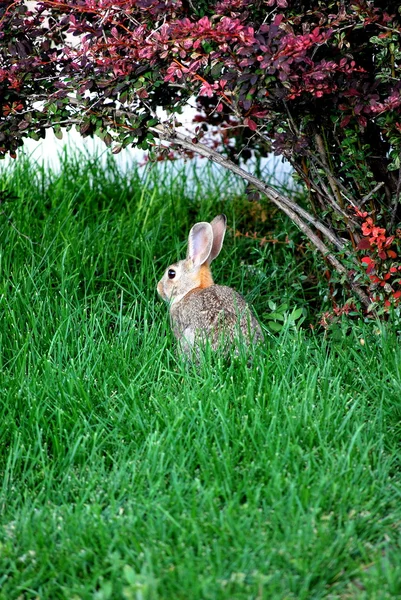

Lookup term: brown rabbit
[157,214,264,357]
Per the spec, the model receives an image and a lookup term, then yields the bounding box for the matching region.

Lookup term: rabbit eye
[168,269,176,279]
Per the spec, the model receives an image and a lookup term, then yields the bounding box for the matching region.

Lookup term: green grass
[1,151,401,599]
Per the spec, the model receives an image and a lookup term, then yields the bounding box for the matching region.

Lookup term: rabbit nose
[157,280,164,297]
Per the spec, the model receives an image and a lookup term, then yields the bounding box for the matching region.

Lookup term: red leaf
[245,118,257,131]
[378,250,387,260]
[353,207,368,218]
[384,236,395,247]
[393,291,401,299]
[387,250,397,258]
[361,256,373,264]
[358,238,371,250]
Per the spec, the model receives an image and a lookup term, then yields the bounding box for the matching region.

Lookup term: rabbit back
[170,284,263,354]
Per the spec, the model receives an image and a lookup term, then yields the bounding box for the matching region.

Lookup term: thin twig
[234,228,306,251]
[310,163,358,226]
[314,132,343,204]
[389,158,401,231]
[305,148,357,207]
[0,210,36,243]
[359,181,385,207]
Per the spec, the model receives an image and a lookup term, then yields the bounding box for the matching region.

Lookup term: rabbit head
[157,214,227,305]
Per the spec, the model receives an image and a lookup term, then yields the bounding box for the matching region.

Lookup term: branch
[305,145,358,208]
[360,181,385,206]
[154,126,346,251]
[152,124,372,308]
[314,132,344,207]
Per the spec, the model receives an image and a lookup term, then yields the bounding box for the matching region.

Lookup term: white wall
[6,130,290,181]
[3,116,292,184]
[9,128,144,171]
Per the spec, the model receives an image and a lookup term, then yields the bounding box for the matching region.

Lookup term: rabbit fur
[157,214,263,357]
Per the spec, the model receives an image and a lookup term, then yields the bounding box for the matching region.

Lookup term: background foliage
[1,1,401,308]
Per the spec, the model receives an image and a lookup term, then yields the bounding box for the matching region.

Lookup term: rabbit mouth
[157,280,168,300]
[157,280,181,304]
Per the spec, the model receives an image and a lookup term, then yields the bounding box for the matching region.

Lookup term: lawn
[1,152,401,599]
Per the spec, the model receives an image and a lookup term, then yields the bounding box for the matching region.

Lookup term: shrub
[1,1,401,310]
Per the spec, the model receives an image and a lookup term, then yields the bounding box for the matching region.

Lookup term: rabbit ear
[187,222,213,267]
[207,214,227,264]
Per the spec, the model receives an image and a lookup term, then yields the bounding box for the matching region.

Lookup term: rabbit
[157,214,264,357]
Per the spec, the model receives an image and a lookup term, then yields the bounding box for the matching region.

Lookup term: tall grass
[0,151,400,599]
